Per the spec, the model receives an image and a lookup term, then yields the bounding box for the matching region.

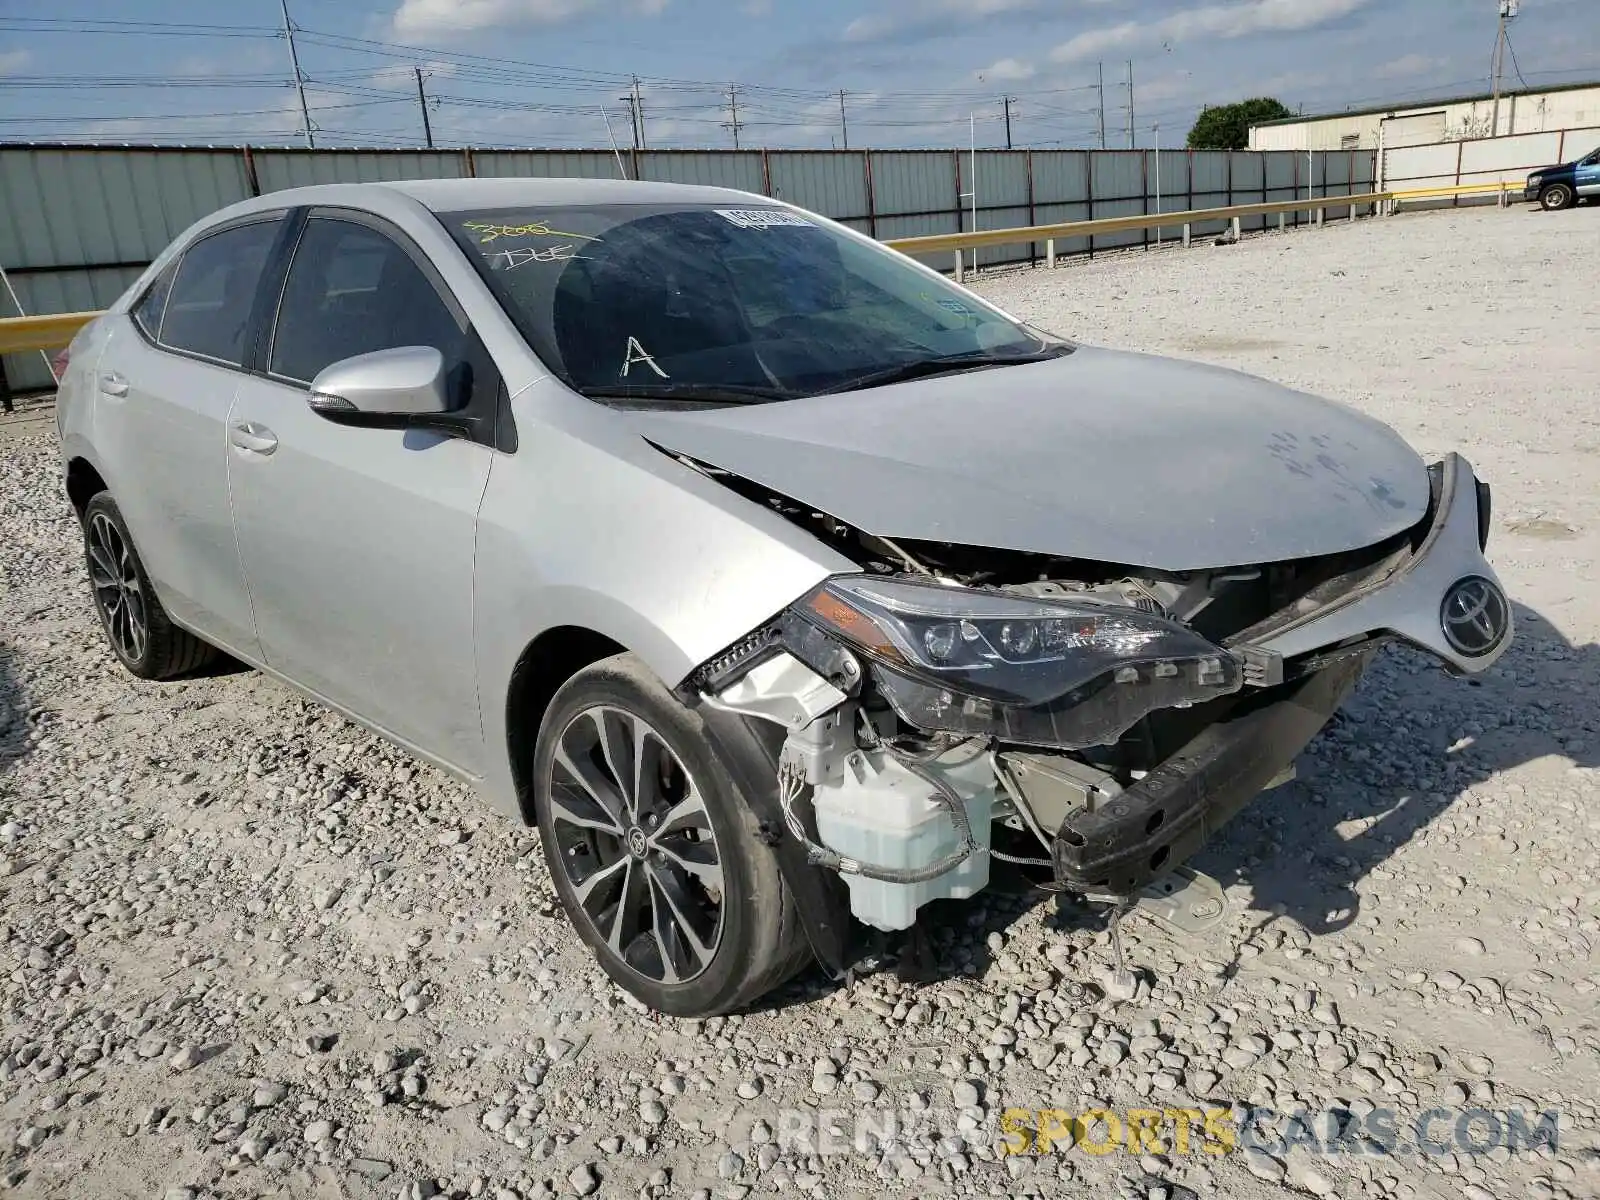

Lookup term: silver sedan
[54,178,1511,1015]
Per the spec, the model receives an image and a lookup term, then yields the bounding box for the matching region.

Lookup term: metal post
[415,66,434,149]
[1153,122,1161,248]
[279,0,313,148]
[1231,215,1241,240]
[1182,223,1191,248]
[953,250,964,282]
[1003,96,1014,150]
[1278,212,1286,231]
[1046,238,1056,268]
[600,105,629,179]
[1490,12,1506,138]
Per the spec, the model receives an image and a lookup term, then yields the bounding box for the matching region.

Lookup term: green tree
[1187,98,1295,150]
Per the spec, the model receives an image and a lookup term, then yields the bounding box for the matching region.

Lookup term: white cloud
[1374,53,1441,79]
[976,57,1036,83]
[391,0,667,38]
[842,14,897,42]
[0,48,33,76]
[1052,0,1374,64]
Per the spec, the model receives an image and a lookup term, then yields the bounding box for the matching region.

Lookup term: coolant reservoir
[811,739,994,931]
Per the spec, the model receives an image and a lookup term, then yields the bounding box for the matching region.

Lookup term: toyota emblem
[1440,576,1509,657]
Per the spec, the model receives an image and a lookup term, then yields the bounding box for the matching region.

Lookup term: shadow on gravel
[761,599,1594,1005]
[0,638,28,779]
[1206,600,1598,939]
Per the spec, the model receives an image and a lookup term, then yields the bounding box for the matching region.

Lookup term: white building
[1248,80,1600,151]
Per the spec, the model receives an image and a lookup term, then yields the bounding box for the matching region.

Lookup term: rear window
[159,219,281,366]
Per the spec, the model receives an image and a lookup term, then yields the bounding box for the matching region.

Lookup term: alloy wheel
[545,704,725,984]
[87,512,147,664]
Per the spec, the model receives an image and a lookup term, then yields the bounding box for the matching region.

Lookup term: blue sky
[0,0,1596,149]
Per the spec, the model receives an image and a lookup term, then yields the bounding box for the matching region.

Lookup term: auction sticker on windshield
[714,209,815,229]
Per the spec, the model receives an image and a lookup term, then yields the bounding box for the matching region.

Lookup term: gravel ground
[3,204,1600,1200]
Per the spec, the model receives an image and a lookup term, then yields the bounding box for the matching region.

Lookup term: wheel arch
[65,455,110,519]
[504,625,628,825]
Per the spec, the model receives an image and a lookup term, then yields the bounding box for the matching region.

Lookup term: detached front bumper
[1050,453,1511,896]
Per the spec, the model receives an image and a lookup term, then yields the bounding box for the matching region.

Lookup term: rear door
[94,215,285,659]
[225,209,497,774]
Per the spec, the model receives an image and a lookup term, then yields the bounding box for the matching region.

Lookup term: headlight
[792,576,1242,748]
[1528,175,1543,187]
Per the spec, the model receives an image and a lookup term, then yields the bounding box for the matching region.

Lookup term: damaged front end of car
[682,452,1511,973]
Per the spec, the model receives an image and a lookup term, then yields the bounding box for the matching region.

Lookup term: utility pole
[838,89,849,150]
[1002,95,1014,149]
[632,76,648,149]
[1097,62,1107,149]
[414,66,433,148]
[1125,60,1136,149]
[1490,0,1519,138]
[619,90,640,150]
[725,85,742,149]
[279,0,313,148]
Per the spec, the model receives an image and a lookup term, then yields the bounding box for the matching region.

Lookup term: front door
[226,211,495,774]
[1576,148,1600,198]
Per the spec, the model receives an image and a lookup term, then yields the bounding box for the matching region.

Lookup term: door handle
[99,372,129,397]
[229,422,278,455]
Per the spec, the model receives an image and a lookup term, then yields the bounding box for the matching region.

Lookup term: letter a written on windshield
[622,337,668,379]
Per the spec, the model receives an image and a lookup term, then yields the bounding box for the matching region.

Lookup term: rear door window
[131,262,177,341]
[159,219,282,366]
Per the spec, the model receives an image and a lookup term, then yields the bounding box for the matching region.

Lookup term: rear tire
[1540,183,1574,211]
[82,492,218,680]
[531,652,809,1016]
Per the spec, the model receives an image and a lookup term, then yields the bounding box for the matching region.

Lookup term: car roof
[216,177,773,223]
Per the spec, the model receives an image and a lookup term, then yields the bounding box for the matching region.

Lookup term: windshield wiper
[580,382,797,406]
[814,347,1071,396]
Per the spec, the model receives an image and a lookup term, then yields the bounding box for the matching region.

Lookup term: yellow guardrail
[885,192,1392,259]
[0,182,1533,360]
[0,310,98,356]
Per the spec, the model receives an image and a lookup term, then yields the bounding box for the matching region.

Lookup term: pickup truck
[1525,143,1600,211]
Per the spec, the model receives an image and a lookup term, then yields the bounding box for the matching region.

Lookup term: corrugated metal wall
[1,142,1376,395]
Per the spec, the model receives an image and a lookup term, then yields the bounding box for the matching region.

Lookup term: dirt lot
[2,204,1598,1200]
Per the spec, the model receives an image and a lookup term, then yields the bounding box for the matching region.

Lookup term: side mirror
[309,345,449,418]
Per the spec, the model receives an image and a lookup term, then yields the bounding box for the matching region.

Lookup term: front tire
[532,653,809,1016]
[81,493,217,680]
[1540,183,1574,211]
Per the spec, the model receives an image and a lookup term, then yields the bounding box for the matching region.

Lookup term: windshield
[442,203,1064,401]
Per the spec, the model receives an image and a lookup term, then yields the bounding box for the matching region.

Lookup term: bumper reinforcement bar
[1051,650,1373,897]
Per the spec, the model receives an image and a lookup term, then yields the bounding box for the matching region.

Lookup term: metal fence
[0,142,1377,395]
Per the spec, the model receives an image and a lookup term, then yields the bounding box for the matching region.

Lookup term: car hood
[626,345,1431,572]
